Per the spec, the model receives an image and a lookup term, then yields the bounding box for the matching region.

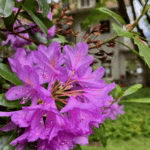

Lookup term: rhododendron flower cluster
[2,8,55,49]
[0,41,124,150]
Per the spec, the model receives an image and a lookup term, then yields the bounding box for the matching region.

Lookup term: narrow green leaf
[0,63,23,86]
[97,7,126,26]
[133,37,150,68]
[132,31,141,36]
[23,0,39,12]
[0,0,14,17]
[0,94,22,108]
[37,0,50,17]
[3,131,17,150]
[112,23,133,38]
[123,84,142,97]
[21,4,48,36]
[121,98,150,103]
[20,11,53,29]
[34,12,53,28]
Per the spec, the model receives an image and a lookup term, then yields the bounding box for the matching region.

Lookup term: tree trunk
[116,0,150,86]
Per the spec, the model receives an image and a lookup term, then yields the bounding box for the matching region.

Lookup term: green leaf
[0,135,10,150]
[0,93,23,108]
[21,4,48,36]
[97,7,126,26]
[47,35,68,45]
[123,84,142,97]
[112,23,133,38]
[93,126,108,147]
[3,131,17,150]
[3,12,14,31]
[0,0,14,17]
[2,83,10,89]
[0,18,5,28]
[34,12,53,28]
[82,9,109,28]
[0,63,23,86]
[37,0,50,17]
[23,0,39,12]
[31,31,47,44]
[133,37,150,68]
[106,80,125,99]
[121,98,150,103]
[57,34,68,43]
[73,144,82,150]
[132,31,141,36]
[28,42,38,51]
[20,12,53,28]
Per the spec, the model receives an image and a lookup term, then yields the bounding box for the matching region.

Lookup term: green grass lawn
[82,136,150,150]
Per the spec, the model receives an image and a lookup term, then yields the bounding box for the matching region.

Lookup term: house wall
[71,14,127,81]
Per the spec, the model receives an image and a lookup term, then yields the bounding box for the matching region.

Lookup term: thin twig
[13,0,26,25]
[16,33,46,45]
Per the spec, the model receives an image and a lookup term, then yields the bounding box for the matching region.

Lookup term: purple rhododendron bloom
[2,21,31,49]
[2,8,55,50]
[0,41,124,149]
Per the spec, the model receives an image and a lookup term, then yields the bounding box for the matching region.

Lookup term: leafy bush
[89,87,150,142]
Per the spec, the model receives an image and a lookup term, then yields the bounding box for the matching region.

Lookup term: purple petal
[0,122,17,132]
[5,85,32,100]
[73,135,89,145]
[10,131,29,146]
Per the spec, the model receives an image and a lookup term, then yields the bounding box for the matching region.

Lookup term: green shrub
[89,88,150,142]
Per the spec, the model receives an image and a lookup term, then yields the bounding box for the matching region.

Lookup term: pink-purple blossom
[2,8,55,49]
[0,41,124,149]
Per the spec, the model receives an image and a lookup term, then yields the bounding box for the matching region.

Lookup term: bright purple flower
[103,101,125,120]
[8,48,33,73]
[63,42,93,77]
[47,9,56,39]
[13,7,18,13]
[0,41,124,149]
[6,65,50,105]
[2,31,31,49]
[33,42,65,84]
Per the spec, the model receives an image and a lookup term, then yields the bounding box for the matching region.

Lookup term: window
[81,0,90,7]
[81,0,85,6]
[102,60,112,78]
[100,21,110,34]
[87,0,90,6]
